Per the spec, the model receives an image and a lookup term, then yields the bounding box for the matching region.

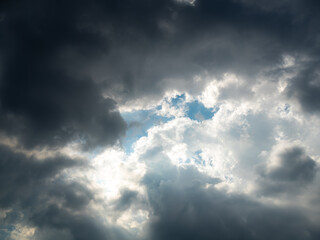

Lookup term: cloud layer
[0,0,320,239]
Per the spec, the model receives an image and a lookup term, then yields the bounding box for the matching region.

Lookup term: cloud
[0,0,127,150]
[1,0,320,239]
[0,0,319,152]
[126,84,320,229]
[143,159,320,240]
[0,144,83,207]
[31,205,133,240]
[256,145,318,196]
[2,0,319,115]
[0,144,134,240]
[114,189,139,212]
[287,61,320,113]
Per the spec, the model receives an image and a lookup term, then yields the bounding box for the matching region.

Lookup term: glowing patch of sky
[121,110,173,153]
[171,93,186,106]
[121,93,218,153]
[186,100,217,121]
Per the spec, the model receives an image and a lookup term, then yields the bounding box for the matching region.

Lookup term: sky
[0,0,320,239]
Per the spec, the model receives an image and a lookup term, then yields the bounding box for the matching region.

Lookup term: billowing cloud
[0,144,83,208]
[143,163,320,240]
[0,144,133,240]
[0,0,127,149]
[287,62,320,113]
[1,0,320,113]
[1,0,320,239]
[256,145,318,196]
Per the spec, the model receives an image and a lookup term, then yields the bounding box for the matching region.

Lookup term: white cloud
[56,70,320,236]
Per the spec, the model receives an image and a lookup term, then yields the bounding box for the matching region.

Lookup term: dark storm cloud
[142,160,320,240]
[266,147,317,183]
[0,144,83,207]
[114,189,139,212]
[287,61,320,113]
[256,146,318,196]
[96,0,320,104]
[1,0,320,151]
[1,0,320,239]
[0,144,133,240]
[31,205,133,240]
[0,0,127,149]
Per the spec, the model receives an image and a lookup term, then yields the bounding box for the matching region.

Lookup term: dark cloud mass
[0,144,133,240]
[114,189,139,212]
[256,146,317,196]
[1,0,320,239]
[143,159,320,240]
[1,0,320,136]
[265,147,316,183]
[0,144,83,208]
[287,62,320,113]
[0,0,127,149]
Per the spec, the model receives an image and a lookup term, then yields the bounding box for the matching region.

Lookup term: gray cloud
[1,0,320,239]
[114,189,139,212]
[0,144,83,208]
[256,146,318,196]
[0,0,127,150]
[287,61,320,113]
[142,160,320,240]
[1,0,320,148]
[31,205,133,240]
[0,144,133,240]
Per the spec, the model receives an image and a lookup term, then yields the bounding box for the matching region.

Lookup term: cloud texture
[0,0,320,239]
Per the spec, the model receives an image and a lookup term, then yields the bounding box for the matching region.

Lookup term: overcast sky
[0,0,320,239]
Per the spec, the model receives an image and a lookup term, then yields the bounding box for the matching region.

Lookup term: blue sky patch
[186,100,216,121]
[121,109,173,153]
[171,93,186,106]
[121,95,218,153]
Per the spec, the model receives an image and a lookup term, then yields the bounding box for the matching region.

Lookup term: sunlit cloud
[1,0,320,239]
